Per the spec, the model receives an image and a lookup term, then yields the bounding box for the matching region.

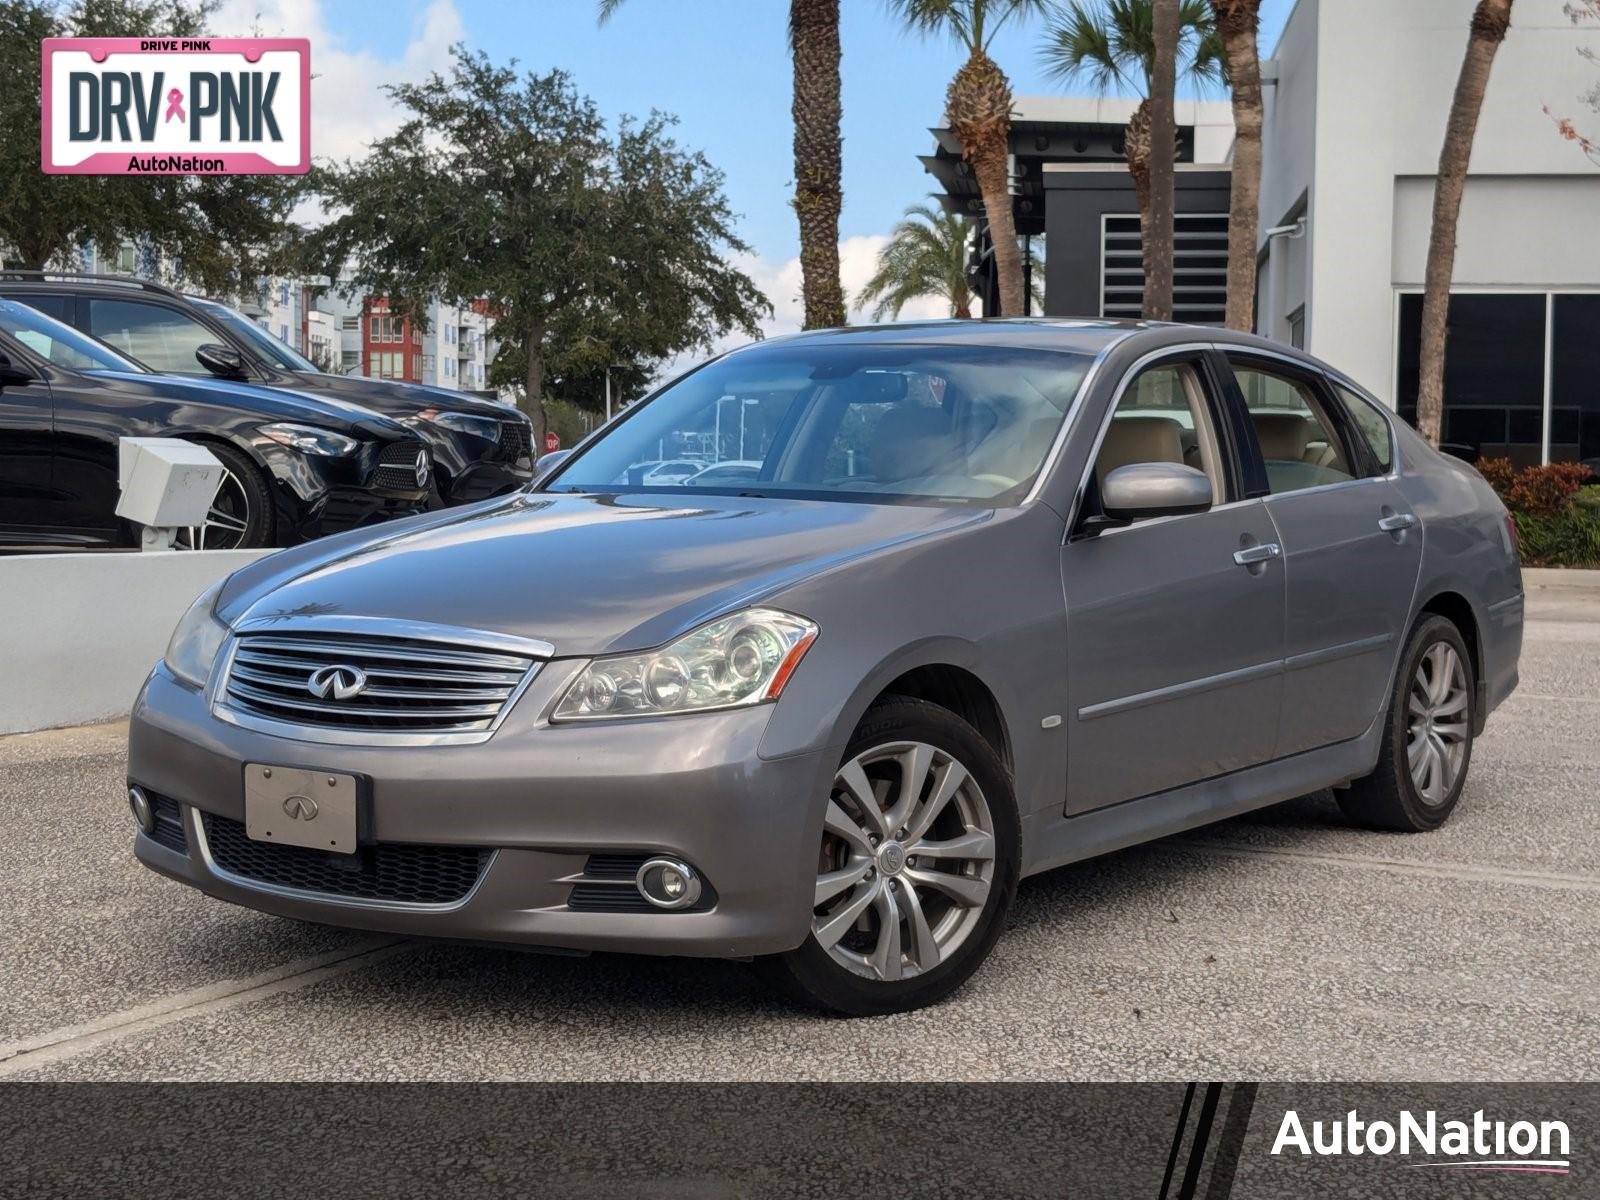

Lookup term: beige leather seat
[1096,416,1186,488]
[1253,411,1336,467]
[872,404,961,482]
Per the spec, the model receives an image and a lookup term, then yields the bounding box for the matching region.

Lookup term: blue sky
[229,0,1295,329]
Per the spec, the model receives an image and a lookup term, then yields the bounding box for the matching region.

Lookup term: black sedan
[0,299,430,550]
[0,274,534,506]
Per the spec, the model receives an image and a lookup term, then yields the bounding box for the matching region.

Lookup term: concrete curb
[1522,567,1600,591]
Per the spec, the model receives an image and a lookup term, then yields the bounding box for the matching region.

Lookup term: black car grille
[221,630,539,736]
[374,440,428,490]
[496,419,532,464]
[148,793,188,854]
[202,812,489,905]
[565,853,716,913]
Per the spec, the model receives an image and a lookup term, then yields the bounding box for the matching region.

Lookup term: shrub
[1507,462,1593,515]
[1476,460,1600,567]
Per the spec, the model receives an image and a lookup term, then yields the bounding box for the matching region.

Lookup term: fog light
[635,857,702,910]
[128,786,155,835]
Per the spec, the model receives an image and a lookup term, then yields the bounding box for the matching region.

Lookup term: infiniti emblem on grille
[283,794,319,821]
[307,664,368,701]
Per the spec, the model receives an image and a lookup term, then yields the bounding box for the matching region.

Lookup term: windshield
[547,342,1094,506]
[192,297,320,372]
[0,298,143,373]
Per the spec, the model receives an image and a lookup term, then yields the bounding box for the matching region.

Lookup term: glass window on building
[1396,292,1546,466]
[1551,295,1600,475]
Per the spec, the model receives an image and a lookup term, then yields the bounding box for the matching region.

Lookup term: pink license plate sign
[41,37,310,175]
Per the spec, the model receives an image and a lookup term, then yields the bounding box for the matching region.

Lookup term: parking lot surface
[3,580,1597,1082]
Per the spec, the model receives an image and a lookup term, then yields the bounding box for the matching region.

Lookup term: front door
[1062,355,1287,814]
[0,337,58,535]
[1223,355,1424,756]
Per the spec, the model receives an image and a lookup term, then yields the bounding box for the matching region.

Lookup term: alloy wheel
[1407,641,1469,805]
[176,469,252,550]
[812,740,995,982]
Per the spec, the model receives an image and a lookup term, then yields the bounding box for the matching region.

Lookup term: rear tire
[759,696,1019,1016]
[1338,614,1474,832]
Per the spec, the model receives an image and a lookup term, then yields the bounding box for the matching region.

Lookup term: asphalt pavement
[2,577,1596,1082]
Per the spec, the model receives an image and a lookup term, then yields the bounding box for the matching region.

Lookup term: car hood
[219,492,989,656]
[276,372,516,420]
[90,370,411,436]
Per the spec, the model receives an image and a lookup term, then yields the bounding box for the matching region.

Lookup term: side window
[1093,362,1224,506]
[87,299,215,375]
[1229,360,1355,494]
[1332,382,1394,473]
[14,294,72,324]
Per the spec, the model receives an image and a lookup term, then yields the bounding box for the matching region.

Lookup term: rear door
[0,334,58,534]
[1220,353,1423,757]
[1061,351,1287,813]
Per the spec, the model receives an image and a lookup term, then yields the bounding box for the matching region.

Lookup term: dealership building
[929,0,1600,467]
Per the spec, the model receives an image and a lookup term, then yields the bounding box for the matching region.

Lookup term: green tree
[1041,0,1222,316]
[1209,0,1264,331]
[889,0,1047,318]
[0,0,306,294]
[599,0,846,330]
[857,200,1042,320]
[310,48,768,449]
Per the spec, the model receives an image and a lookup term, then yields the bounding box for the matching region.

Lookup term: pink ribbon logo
[164,88,185,123]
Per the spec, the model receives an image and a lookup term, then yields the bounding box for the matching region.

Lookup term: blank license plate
[244,764,358,854]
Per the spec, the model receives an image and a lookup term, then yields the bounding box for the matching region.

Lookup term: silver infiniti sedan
[129,321,1523,1015]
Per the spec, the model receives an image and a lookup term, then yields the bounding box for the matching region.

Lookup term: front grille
[221,630,538,735]
[202,812,488,905]
[148,793,187,854]
[496,419,532,464]
[375,440,427,489]
[566,853,716,913]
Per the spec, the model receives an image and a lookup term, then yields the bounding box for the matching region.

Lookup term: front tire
[1338,615,1475,832]
[174,442,274,550]
[760,696,1019,1016]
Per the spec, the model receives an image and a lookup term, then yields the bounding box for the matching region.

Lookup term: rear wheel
[174,443,274,550]
[760,696,1019,1016]
[1338,614,1474,832]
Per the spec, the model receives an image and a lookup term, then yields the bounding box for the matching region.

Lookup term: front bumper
[258,438,430,542]
[128,665,828,958]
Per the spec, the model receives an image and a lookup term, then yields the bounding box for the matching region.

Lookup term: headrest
[1097,416,1185,484]
[1253,412,1314,460]
[873,405,958,482]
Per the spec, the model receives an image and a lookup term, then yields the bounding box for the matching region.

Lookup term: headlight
[259,422,358,456]
[552,608,818,721]
[419,409,501,442]
[162,581,230,689]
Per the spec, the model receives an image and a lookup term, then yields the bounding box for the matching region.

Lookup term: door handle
[1377,513,1418,533]
[1233,542,1282,566]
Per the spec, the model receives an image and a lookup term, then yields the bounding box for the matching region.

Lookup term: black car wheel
[760,695,1020,1016]
[175,442,274,550]
[1338,614,1475,832]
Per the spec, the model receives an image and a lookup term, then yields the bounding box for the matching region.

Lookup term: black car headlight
[419,409,501,442]
[259,422,359,456]
[552,608,818,721]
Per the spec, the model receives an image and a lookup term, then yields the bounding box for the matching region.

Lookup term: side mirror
[531,448,571,483]
[0,351,33,387]
[1096,461,1213,526]
[195,343,247,379]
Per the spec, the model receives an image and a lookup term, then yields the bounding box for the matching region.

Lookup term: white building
[1258,0,1600,465]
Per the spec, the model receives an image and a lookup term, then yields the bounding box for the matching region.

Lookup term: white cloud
[214,0,463,193]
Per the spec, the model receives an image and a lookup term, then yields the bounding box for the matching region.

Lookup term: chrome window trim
[209,614,552,747]
[187,804,497,914]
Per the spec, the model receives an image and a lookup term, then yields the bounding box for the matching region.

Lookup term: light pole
[738,397,758,460]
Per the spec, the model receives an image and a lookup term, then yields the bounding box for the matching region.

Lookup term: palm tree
[1041,0,1222,316]
[888,0,1048,318]
[1417,0,1515,448]
[599,0,845,330]
[857,201,1045,320]
[1146,0,1179,320]
[1209,0,1263,331]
